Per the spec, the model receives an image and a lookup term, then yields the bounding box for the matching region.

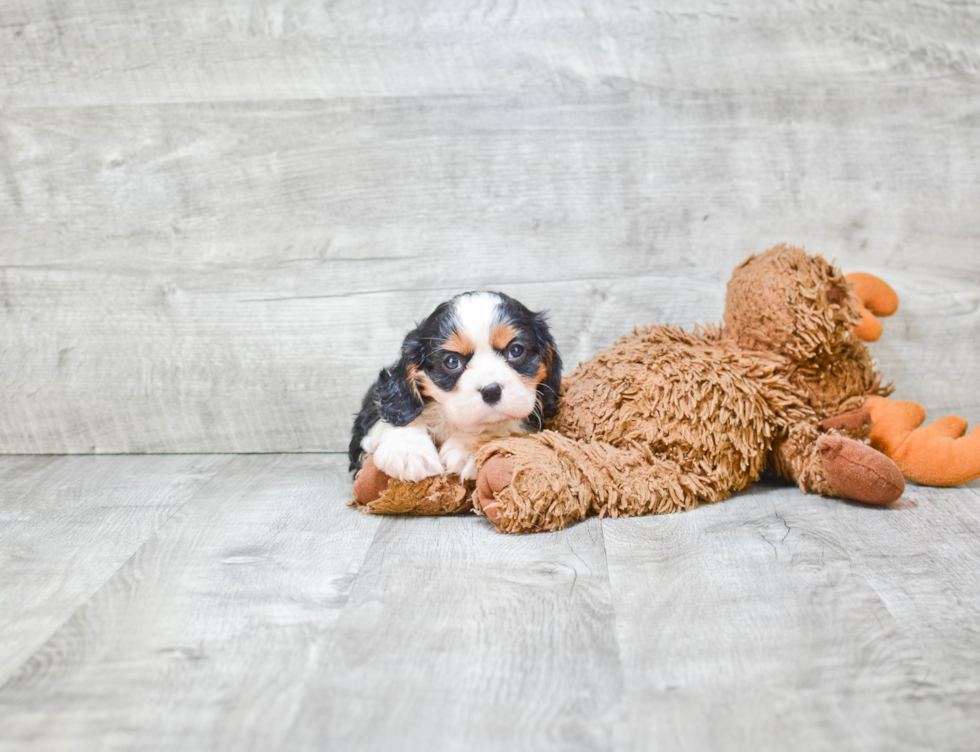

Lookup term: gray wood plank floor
[1,454,979,751]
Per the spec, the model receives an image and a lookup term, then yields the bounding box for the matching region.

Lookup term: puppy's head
[376,292,561,432]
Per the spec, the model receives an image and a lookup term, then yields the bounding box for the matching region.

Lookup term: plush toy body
[352,245,980,533]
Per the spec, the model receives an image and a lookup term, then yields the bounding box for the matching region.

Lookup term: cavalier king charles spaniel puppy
[349,291,562,482]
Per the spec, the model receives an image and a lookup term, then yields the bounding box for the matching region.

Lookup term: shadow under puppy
[349,291,561,514]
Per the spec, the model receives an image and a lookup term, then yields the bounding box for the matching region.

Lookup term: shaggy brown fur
[350,456,472,516]
[353,245,942,533]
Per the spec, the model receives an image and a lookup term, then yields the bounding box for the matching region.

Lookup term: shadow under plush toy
[351,245,980,533]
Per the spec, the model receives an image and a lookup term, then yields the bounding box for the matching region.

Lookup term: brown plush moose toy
[352,245,980,533]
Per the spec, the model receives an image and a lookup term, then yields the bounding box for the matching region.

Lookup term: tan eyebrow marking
[445,329,476,355]
[490,323,519,351]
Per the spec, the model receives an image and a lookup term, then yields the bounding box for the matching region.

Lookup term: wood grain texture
[0,453,231,685]
[283,514,626,751]
[1,0,979,452]
[1,455,978,750]
[601,481,980,752]
[0,454,382,751]
[1,0,978,106]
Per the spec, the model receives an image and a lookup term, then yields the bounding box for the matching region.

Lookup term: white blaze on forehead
[420,291,538,433]
[452,292,501,353]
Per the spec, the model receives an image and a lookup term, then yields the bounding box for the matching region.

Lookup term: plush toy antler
[864,397,980,487]
[846,272,899,342]
[847,272,980,487]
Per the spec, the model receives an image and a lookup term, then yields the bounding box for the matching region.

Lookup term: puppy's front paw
[439,436,478,481]
[443,453,478,481]
[374,435,444,482]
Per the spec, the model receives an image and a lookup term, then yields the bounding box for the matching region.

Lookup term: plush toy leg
[770,413,902,504]
[846,272,899,342]
[350,454,473,515]
[816,434,905,505]
[473,431,735,534]
[771,410,870,494]
[771,422,835,495]
[352,455,391,503]
[864,396,980,487]
[476,454,514,527]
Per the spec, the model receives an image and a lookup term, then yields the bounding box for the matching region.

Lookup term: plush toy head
[723,244,862,361]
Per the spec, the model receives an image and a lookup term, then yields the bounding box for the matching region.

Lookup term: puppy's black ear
[532,311,562,424]
[375,331,426,427]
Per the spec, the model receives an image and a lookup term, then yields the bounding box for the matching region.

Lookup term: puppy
[349,291,561,482]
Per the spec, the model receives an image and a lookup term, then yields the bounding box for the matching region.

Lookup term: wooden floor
[0,453,978,751]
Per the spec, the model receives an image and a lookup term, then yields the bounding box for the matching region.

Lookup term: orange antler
[865,396,980,487]
[846,272,899,342]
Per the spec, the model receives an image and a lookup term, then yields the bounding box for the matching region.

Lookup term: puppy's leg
[439,433,479,481]
[372,421,444,482]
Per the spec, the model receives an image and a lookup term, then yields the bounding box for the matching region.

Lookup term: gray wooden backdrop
[1,0,978,454]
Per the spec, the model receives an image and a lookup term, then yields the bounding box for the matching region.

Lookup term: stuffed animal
[351,245,980,533]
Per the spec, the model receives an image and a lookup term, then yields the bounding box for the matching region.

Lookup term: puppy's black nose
[480,383,502,405]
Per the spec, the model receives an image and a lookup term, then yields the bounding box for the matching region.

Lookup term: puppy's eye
[507,343,526,360]
[444,355,462,372]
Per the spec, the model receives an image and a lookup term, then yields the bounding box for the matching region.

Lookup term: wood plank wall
[1,0,978,453]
